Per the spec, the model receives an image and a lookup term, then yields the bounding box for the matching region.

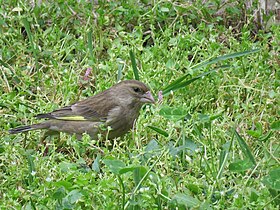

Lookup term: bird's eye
[133,87,141,93]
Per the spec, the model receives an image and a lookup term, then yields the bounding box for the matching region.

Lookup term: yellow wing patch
[56,116,87,121]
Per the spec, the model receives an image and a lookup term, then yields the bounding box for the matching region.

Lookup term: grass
[1,0,279,209]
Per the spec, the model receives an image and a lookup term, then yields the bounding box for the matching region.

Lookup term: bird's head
[112,80,155,107]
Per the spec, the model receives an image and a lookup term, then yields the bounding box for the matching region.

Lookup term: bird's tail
[9,123,47,134]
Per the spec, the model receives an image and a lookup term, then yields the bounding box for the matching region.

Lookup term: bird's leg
[23,133,27,148]
[39,130,60,156]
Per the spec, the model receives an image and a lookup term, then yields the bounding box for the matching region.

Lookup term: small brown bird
[9,80,155,139]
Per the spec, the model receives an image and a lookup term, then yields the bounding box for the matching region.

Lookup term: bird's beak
[141,91,155,104]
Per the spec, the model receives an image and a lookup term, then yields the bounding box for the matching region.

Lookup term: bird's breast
[106,105,141,138]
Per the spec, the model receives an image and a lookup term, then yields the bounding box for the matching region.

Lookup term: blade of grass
[217,130,234,179]
[0,62,11,92]
[148,126,169,137]
[117,175,125,210]
[87,28,96,79]
[22,18,39,71]
[87,28,94,63]
[163,65,229,95]
[192,49,260,70]
[163,49,260,95]
[117,60,124,82]
[0,58,11,69]
[129,50,139,81]
[234,129,256,165]
[162,74,189,95]
[26,152,36,184]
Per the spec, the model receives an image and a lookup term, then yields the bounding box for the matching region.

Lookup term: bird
[9,80,155,140]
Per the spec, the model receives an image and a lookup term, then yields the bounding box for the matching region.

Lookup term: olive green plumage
[9,80,155,139]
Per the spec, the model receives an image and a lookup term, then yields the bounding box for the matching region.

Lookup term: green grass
[1,1,279,209]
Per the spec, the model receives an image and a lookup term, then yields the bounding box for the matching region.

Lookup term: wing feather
[36,90,118,122]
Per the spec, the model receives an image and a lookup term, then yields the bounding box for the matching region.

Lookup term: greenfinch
[9,80,155,139]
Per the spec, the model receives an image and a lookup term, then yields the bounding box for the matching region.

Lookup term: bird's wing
[36,92,118,122]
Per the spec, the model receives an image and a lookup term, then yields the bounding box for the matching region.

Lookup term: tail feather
[9,123,48,134]
[9,125,34,134]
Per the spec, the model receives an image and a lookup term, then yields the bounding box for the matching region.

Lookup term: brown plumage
[9,80,155,139]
